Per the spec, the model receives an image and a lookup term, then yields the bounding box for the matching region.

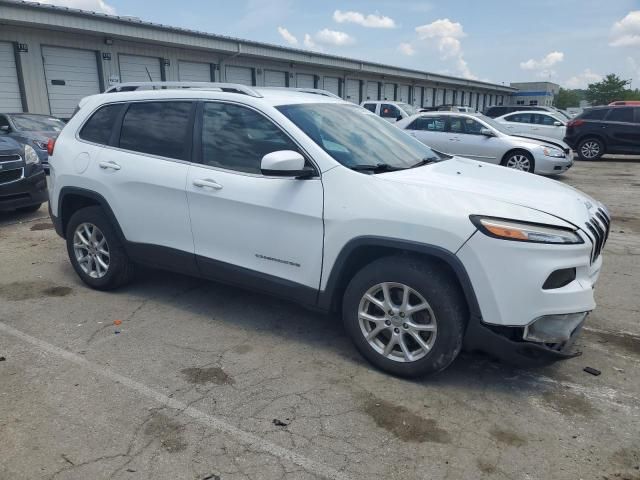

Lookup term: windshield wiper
[349,163,403,173]
[408,157,439,169]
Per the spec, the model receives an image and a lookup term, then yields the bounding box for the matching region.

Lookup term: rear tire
[66,206,134,290]
[342,256,467,377]
[501,150,535,173]
[577,137,604,160]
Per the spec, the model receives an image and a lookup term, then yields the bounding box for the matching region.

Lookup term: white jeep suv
[48,83,610,377]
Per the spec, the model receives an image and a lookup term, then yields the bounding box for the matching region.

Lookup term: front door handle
[98,161,121,170]
[193,178,223,190]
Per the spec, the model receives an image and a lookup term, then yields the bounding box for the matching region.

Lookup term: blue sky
[44,0,640,88]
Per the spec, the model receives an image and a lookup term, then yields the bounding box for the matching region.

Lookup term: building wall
[509,81,560,107]
[0,21,514,117]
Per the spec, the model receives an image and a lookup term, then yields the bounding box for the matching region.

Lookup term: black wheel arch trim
[56,186,127,242]
[317,236,482,320]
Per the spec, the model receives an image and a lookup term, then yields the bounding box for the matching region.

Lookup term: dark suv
[564,106,640,160]
[0,136,47,213]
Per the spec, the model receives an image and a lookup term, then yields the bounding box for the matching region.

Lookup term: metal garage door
[435,89,444,106]
[345,79,360,103]
[226,65,253,85]
[383,83,395,101]
[296,74,315,88]
[0,42,22,112]
[366,81,378,100]
[119,54,162,83]
[423,88,433,107]
[42,46,100,119]
[323,77,340,96]
[178,61,211,82]
[264,70,287,87]
[398,85,410,103]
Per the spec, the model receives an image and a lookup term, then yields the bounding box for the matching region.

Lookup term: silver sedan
[395,111,573,175]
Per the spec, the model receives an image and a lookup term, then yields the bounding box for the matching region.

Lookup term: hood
[509,134,569,151]
[0,136,22,153]
[381,156,600,228]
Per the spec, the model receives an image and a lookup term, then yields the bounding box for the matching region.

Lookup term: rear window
[119,102,193,160]
[362,103,376,113]
[581,109,608,120]
[79,104,123,145]
[606,107,634,123]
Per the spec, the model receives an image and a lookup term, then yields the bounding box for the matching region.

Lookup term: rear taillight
[47,138,55,156]
[567,118,584,128]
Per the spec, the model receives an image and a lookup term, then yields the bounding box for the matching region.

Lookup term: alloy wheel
[358,282,437,363]
[73,222,110,279]
[505,154,531,171]
[580,141,601,159]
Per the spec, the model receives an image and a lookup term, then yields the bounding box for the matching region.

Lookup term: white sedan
[395,111,572,175]
[494,110,567,141]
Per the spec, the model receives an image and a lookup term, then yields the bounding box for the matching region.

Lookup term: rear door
[604,107,640,153]
[405,115,449,151]
[186,101,324,303]
[91,100,195,269]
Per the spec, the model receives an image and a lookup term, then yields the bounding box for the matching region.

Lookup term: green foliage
[553,88,582,109]
[585,74,632,105]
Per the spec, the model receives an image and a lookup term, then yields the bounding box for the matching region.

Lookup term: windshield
[277,103,442,171]
[10,114,65,132]
[397,102,418,116]
[477,114,512,135]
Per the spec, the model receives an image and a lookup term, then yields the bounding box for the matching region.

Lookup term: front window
[380,104,401,119]
[10,114,66,132]
[277,103,441,171]
[397,102,418,116]
[477,115,511,135]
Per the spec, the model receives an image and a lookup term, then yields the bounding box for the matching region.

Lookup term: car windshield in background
[397,102,418,116]
[478,115,512,135]
[277,103,441,171]
[10,114,65,132]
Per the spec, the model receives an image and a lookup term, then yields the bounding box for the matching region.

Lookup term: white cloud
[414,18,475,79]
[398,42,415,56]
[277,26,298,45]
[610,11,640,47]
[564,69,603,89]
[520,51,564,71]
[314,28,355,46]
[38,0,115,14]
[333,10,396,28]
[303,34,323,52]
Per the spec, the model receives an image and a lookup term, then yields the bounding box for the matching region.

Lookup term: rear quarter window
[79,104,123,145]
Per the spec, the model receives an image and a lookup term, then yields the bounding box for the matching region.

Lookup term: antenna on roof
[145,67,153,82]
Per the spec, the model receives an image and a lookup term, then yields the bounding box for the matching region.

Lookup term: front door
[186,101,324,303]
[446,116,500,164]
[406,115,449,152]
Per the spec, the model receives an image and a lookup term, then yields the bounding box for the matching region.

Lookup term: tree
[554,88,582,109]
[585,74,632,105]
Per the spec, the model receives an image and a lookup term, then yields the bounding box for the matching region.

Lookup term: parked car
[494,110,567,141]
[434,104,476,113]
[0,113,65,173]
[484,105,571,120]
[0,135,47,213]
[49,82,608,377]
[564,105,640,160]
[360,100,418,122]
[396,112,572,174]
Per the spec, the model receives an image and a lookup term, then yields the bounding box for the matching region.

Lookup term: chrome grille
[0,154,21,162]
[584,208,610,263]
[0,168,24,184]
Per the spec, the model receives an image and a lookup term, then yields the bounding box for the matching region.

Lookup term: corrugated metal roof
[0,0,516,92]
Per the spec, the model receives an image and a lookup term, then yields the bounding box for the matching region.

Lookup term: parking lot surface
[1,159,639,480]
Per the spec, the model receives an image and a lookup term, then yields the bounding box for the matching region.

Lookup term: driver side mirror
[396,115,404,121]
[480,128,496,137]
[553,121,563,127]
[261,150,315,178]
[0,125,10,134]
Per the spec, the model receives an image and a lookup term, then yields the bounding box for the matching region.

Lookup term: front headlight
[542,147,565,158]
[24,144,40,165]
[470,216,583,244]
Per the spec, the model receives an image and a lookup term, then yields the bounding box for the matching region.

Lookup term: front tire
[342,256,467,377]
[577,137,604,160]
[501,150,535,173]
[66,206,134,290]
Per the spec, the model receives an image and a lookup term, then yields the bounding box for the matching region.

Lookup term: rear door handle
[98,161,121,170]
[193,178,223,190]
